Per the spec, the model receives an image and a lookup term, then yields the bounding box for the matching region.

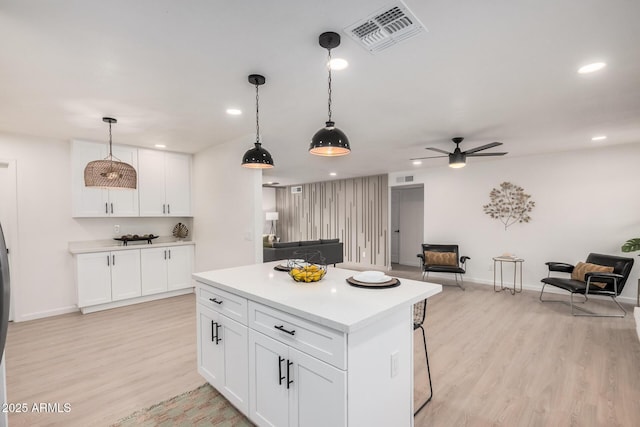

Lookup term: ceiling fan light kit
[309,31,351,157]
[412,137,508,169]
[242,74,274,169]
[84,117,137,189]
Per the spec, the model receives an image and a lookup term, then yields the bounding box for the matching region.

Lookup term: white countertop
[193,262,442,333]
[68,237,195,254]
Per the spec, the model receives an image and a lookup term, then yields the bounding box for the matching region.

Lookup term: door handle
[211,320,216,342]
[164,250,167,260]
[167,204,171,214]
[163,204,166,214]
[394,229,400,233]
[168,249,171,259]
[278,356,285,385]
[274,325,295,336]
[107,255,110,266]
[105,203,108,214]
[110,203,114,214]
[286,359,293,389]
[112,254,115,266]
[215,322,221,344]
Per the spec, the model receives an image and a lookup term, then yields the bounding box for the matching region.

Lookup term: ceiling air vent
[344,1,427,54]
[291,186,303,194]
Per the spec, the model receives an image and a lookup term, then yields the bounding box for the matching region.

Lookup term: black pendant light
[84,117,137,189]
[309,31,351,157]
[242,74,274,169]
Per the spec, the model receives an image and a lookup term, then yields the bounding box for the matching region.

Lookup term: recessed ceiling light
[578,62,606,74]
[226,108,242,115]
[154,144,166,148]
[591,135,607,141]
[329,172,337,176]
[412,160,422,165]
[328,58,349,70]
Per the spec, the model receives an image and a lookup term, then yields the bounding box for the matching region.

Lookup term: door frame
[389,184,424,267]
[0,159,19,321]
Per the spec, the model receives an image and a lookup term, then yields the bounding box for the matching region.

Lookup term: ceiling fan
[411,137,508,168]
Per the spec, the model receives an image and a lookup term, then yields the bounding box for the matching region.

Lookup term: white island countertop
[193,262,442,333]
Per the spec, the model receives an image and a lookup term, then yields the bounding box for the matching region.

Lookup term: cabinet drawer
[249,301,346,369]
[196,282,248,326]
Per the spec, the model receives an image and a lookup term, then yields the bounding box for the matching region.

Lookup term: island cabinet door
[249,329,290,427]
[220,314,249,414]
[288,347,346,427]
[197,305,224,389]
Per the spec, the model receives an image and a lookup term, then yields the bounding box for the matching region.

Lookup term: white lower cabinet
[249,329,346,427]
[76,250,141,306]
[141,245,193,295]
[197,300,249,413]
[74,243,195,313]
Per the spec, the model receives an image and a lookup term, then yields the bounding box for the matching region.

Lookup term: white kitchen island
[193,262,441,427]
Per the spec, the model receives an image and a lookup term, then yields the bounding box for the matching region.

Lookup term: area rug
[112,383,252,426]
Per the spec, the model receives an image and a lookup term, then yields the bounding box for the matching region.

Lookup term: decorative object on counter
[483,181,535,230]
[241,74,274,169]
[113,234,158,246]
[84,117,137,189]
[309,31,351,157]
[172,222,189,239]
[288,251,327,283]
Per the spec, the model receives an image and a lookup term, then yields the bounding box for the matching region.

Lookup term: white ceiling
[1,0,639,185]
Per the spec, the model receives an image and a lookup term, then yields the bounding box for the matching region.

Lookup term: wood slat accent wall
[275,175,388,267]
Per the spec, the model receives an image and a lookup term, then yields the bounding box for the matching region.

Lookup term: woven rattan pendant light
[84,117,137,189]
[309,32,350,157]
[242,74,274,169]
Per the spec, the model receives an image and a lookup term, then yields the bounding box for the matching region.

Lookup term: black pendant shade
[242,74,274,169]
[242,142,274,168]
[310,121,351,156]
[309,32,350,157]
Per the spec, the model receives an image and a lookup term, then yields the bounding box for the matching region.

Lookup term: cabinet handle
[164,250,167,260]
[274,325,295,336]
[112,254,115,266]
[167,204,171,214]
[209,298,223,305]
[211,320,216,342]
[110,203,114,214]
[278,356,285,385]
[105,203,108,214]
[107,255,110,266]
[163,204,166,214]
[215,322,222,344]
[286,359,293,389]
[168,249,171,259]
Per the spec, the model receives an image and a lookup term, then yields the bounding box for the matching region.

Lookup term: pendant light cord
[255,82,260,145]
[327,48,332,123]
[108,121,114,157]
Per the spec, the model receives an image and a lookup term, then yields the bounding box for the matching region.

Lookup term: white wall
[193,137,262,272]
[0,132,191,321]
[390,142,640,304]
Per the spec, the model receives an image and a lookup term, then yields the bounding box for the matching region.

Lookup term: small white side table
[493,256,524,295]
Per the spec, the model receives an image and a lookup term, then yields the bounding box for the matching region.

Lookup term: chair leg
[457,273,465,291]
[414,324,433,415]
[540,284,625,317]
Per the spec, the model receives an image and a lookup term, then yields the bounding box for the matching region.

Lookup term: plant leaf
[621,238,640,252]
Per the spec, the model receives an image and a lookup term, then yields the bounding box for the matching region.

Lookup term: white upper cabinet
[138,149,192,217]
[71,140,139,217]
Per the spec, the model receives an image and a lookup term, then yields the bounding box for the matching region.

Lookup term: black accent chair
[417,244,470,290]
[413,299,432,415]
[540,253,634,317]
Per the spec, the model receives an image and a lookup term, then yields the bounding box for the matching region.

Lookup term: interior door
[390,190,400,264]
[398,187,424,266]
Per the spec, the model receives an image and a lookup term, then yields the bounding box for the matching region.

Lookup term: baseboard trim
[16,305,79,323]
[80,288,194,314]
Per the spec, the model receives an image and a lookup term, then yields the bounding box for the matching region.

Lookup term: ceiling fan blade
[463,142,502,154]
[466,152,508,157]
[410,155,448,160]
[425,147,451,155]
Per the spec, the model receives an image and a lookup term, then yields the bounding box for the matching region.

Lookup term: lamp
[449,151,466,168]
[309,32,351,157]
[242,74,274,168]
[266,211,279,235]
[84,117,137,189]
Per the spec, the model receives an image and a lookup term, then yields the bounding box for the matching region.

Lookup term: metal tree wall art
[483,182,535,230]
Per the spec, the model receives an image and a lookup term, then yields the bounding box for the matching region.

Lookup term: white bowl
[353,272,391,283]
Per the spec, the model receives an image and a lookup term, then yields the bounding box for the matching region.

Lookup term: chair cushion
[426,265,465,274]
[571,262,614,288]
[425,251,457,266]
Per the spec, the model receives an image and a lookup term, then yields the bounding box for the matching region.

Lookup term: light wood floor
[5,269,640,426]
